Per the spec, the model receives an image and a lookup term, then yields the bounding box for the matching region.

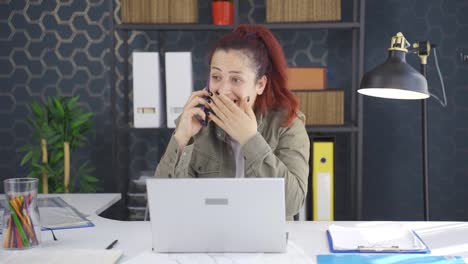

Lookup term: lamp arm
[409,43,448,107]
[430,48,448,107]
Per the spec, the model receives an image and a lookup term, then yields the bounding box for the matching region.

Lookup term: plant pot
[212,1,234,25]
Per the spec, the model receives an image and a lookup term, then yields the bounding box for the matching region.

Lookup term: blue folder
[326,230,431,253]
[317,254,465,264]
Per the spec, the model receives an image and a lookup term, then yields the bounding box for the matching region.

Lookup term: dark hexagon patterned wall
[0,0,113,192]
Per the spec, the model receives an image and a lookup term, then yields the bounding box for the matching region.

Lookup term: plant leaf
[51,152,64,163]
[17,144,33,152]
[84,175,99,183]
[71,119,89,129]
[53,97,65,118]
[31,101,43,117]
[66,96,80,109]
[20,151,34,166]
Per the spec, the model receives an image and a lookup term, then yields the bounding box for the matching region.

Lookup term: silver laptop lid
[146,178,286,253]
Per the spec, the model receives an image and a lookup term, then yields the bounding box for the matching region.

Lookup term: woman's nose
[214,81,231,95]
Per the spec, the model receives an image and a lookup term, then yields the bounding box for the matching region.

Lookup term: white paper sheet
[123,241,312,264]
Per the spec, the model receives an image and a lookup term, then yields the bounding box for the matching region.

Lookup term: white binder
[133,52,163,128]
[165,52,193,128]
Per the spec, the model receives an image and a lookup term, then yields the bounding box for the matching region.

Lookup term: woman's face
[209,49,266,107]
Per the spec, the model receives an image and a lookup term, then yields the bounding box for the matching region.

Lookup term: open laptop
[146,178,287,253]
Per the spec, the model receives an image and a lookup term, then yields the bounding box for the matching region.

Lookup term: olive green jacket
[155,110,310,220]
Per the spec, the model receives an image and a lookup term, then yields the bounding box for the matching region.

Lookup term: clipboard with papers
[326,224,430,253]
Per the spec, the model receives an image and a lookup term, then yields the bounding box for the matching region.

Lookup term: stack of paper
[327,224,429,253]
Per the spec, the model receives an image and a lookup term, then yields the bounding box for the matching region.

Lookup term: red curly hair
[208,24,299,127]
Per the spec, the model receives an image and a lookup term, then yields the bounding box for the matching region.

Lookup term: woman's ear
[256,75,267,95]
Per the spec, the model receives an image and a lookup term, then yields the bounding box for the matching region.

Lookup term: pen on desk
[106,239,118,250]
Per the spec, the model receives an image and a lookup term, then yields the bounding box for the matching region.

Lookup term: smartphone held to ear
[198,85,210,127]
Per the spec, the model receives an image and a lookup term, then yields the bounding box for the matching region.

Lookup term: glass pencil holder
[2,178,41,249]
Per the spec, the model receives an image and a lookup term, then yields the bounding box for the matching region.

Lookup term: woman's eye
[232,77,241,83]
[211,75,221,81]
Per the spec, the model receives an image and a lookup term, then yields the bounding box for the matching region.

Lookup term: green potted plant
[18,96,99,193]
[212,0,234,25]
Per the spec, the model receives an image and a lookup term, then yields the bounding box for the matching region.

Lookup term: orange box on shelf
[287,67,327,90]
[293,90,344,125]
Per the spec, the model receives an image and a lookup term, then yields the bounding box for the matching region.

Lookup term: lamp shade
[358,50,429,100]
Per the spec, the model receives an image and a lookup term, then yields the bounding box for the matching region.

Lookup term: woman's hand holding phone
[174,89,210,149]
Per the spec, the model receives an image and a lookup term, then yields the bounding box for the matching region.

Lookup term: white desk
[2,194,468,263]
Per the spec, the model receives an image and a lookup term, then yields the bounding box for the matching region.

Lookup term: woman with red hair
[156,24,310,220]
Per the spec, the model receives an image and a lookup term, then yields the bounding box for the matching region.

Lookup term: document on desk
[327,224,429,253]
[0,249,123,264]
[122,241,313,264]
[38,196,94,230]
[317,254,465,264]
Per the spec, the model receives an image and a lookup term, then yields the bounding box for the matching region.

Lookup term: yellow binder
[312,139,334,221]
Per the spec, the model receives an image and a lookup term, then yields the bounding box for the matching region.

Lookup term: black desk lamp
[358,32,446,221]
